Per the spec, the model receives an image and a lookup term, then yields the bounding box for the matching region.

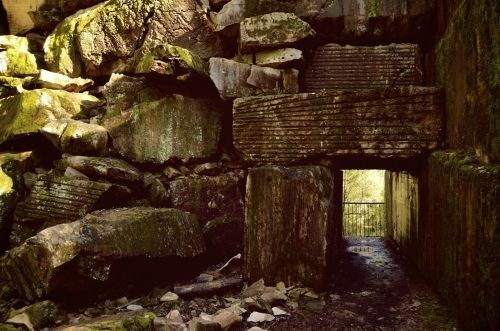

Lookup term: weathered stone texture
[64,156,142,184]
[387,151,499,330]
[304,44,422,92]
[244,166,337,288]
[40,119,108,156]
[0,89,100,146]
[11,175,130,245]
[44,0,222,77]
[239,12,316,54]
[36,70,93,92]
[167,172,245,259]
[435,0,499,163]
[233,87,444,165]
[1,207,206,300]
[102,74,222,164]
[384,171,419,260]
[209,58,299,99]
[0,48,38,77]
[244,0,436,43]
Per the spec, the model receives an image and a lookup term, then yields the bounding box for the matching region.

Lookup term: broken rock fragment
[239,12,315,54]
[64,155,141,184]
[36,69,93,92]
[209,58,298,99]
[255,48,303,68]
[0,89,100,146]
[0,48,38,77]
[1,207,206,300]
[40,119,108,156]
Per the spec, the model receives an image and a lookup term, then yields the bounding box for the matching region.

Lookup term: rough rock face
[44,0,222,77]
[11,175,130,245]
[40,119,108,156]
[304,44,423,92]
[1,207,206,300]
[0,89,100,146]
[102,74,222,164]
[244,166,337,288]
[36,69,93,92]
[239,12,316,54]
[209,58,299,99]
[255,48,303,68]
[64,156,142,184]
[244,0,436,43]
[233,87,444,165]
[167,171,245,259]
[0,48,38,77]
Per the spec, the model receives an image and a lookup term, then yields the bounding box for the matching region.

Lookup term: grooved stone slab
[11,175,129,245]
[244,166,336,288]
[233,87,444,165]
[304,44,423,92]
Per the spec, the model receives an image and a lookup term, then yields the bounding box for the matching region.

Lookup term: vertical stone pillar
[244,165,340,288]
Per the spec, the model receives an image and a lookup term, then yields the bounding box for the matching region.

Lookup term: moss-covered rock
[0,76,34,98]
[6,300,59,330]
[40,119,108,156]
[37,69,94,92]
[435,0,499,163]
[0,36,29,52]
[0,89,100,146]
[239,12,316,54]
[55,311,156,331]
[1,207,205,300]
[0,49,38,77]
[102,74,222,164]
[44,0,222,78]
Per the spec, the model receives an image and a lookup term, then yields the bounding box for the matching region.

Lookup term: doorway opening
[342,170,385,237]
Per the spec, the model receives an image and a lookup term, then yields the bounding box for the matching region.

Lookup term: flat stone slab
[304,44,423,92]
[244,166,337,288]
[233,87,444,165]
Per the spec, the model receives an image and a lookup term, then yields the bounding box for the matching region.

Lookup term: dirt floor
[266,237,459,331]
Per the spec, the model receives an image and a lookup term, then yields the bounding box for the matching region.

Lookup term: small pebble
[126,304,143,311]
[160,292,179,302]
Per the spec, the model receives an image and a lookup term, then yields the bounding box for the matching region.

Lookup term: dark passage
[271,238,458,330]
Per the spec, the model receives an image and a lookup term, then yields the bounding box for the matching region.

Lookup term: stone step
[233,86,443,165]
[304,44,422,92]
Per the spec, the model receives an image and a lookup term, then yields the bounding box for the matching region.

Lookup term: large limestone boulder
[11,174,131,246]
[244,166,339,288]
[239,12,316,54]
[0,89,101,146]
[102,74,222,164]
[209,58,298,99]
[1,207,206,300]
[44,0,222,77]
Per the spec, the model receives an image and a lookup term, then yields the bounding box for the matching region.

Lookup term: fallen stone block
[304,44,423,92]
[239,12,315,54]
[102,74,222,164]
[167,172,245,259]
[0,48,38,77]
[53,311,156,331]
[36,69,93,92]
[255,48,303,68]
[0,89,100,146]
[244,166,337,288]
[40,120,108,156]
[11,175,130,245]
[233,87,444,165]
[1,207,206,300]
[64,156,141,184]
[209,58,298,99]
[0,35,30,51]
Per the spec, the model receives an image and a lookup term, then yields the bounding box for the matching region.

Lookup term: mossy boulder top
[44,0,222,78]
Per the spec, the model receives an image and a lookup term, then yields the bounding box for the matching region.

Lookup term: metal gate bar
[342,202,385,237]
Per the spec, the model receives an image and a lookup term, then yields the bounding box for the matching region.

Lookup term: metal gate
[342,202,385,237]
